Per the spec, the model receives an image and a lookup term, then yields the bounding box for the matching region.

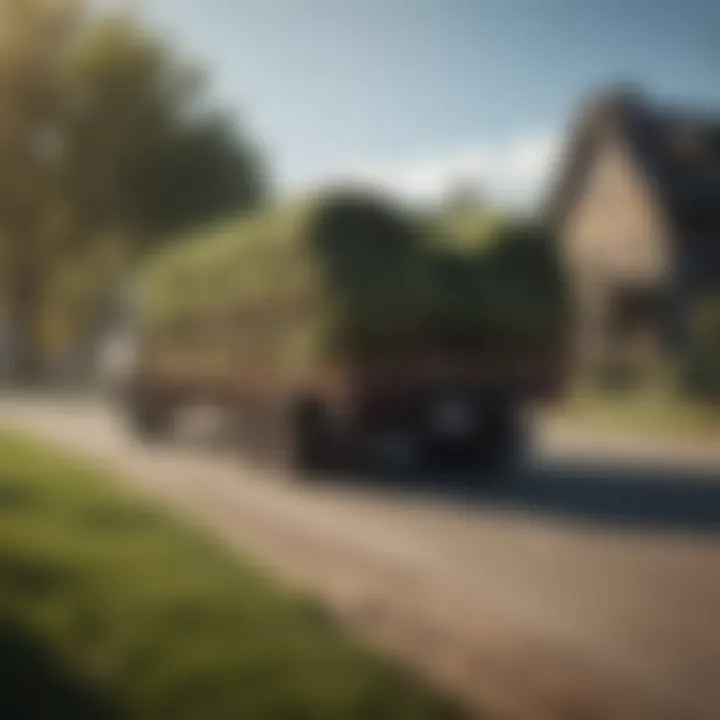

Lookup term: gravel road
[2,395,720,719]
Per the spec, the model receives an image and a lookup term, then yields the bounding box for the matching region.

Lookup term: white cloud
[324,131,562,208]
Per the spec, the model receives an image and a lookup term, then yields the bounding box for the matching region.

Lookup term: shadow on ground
[0,622,118,720]
[157,419,720,534]
[340,460,720,534]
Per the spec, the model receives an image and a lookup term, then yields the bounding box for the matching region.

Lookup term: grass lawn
[554,391,720,442]
[0,433,460,720]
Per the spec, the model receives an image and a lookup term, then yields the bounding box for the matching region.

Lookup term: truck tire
[485,399,527,476]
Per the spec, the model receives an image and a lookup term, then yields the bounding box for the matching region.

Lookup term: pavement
[2,394,720,719]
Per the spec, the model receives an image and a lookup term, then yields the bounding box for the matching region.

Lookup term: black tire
[456,391,525,480]
[484,399,527,476]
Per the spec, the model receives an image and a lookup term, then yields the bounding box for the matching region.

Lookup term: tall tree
[0,0,266,382]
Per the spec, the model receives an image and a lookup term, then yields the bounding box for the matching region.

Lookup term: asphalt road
[2,395,720,719]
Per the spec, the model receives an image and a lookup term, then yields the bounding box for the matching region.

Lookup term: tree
[0,0,266,382]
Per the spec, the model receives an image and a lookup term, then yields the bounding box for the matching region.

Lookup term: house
[546,87,720,370]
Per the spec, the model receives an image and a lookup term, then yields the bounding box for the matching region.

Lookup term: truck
[115,189,566,475]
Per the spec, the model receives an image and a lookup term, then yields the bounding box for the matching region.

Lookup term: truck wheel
[486,402,527,477]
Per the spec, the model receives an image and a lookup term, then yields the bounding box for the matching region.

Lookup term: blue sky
[133,0,720,205]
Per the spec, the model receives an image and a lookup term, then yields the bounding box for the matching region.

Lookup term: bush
[684,296,720,399]
[432,217,568,351]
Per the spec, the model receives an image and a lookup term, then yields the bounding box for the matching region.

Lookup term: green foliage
[432,217,568,349]
[0,0,265,379]
[484,222,568,341]
[436,207,509,251]
[138,190,433,373]
[121,114,266,245]
[0,433,459,719]
[137,196,567,377]
[693,296,720,351]
[684,295,720,398]
[559,382,720,440]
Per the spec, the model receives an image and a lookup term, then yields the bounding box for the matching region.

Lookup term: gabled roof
[546,86,720,230]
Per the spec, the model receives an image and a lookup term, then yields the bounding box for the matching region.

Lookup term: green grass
[555,391,720,441]
[0,433,460,720]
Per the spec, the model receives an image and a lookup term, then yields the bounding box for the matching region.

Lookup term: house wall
[560,133,672,364]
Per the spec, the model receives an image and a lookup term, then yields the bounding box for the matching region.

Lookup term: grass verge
[0,432,460,719]
[554,391,720,442]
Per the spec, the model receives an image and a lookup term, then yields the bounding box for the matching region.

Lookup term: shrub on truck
[139,192,432,372]
[433,210,567,351]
